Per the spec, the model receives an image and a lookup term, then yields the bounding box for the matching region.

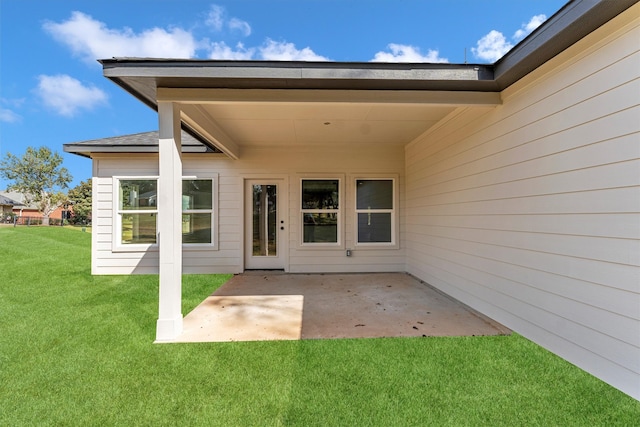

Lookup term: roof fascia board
[62,145,91,158]
[107,76,158,112]
[63,144,210,155]
[102,61,492,81]
[495,0,637,88]
[63,145,208,153]
[298,66,485,81]
[104,64,303,79]
[157,87,501,106]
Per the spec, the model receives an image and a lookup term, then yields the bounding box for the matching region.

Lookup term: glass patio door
[245,180,285,269]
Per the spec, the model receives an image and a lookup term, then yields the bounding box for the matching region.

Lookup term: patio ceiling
[161,87,500,158]
[172,96,490,156]
[194,101,456,148]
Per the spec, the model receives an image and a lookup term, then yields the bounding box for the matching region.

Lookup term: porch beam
[179,104,241,160]
[155,101,184,341]
[157,88,501,106]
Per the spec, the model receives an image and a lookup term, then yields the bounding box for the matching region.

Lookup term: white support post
[155,102,183,341]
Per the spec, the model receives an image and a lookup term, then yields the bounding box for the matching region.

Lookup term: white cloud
[43,7,322,64]
[205,5,251,36]
[472,30,513,62]
[209,42,255,60]
[209,39,329,61]
[371,44,448,63]
[43,11,197,62]
[229,18,251,37]
[473,14,548,62]
[206,5,225,31]
[513,14,547,41]
[0,108,21,123]
[35,74,108,117]
[259,39,329,61]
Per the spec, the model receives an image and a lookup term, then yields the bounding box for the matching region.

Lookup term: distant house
[0,191,69,221]
[0,191,34,217]
[0,193,19,218]
[65,0,639,399]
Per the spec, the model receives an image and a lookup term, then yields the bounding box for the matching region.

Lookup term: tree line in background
[0,146,91,226]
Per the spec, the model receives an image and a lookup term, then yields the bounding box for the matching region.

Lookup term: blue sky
[0,0,566,189]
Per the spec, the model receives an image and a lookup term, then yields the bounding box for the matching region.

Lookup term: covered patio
[170,272,510,342]
[62,0,639,399]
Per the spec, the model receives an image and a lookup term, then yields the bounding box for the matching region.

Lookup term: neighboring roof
[0,191,34,209]
[0,194,20,206]
[64,130,221,157]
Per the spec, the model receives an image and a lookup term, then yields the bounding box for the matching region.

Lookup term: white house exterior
[65,0,639,399]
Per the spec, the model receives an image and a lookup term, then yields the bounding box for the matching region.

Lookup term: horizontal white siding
[92,157,159,275]
[405,7,639,399]
[92,144,405,275]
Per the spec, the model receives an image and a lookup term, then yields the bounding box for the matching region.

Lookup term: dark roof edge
[63,147,91,158]
[495,0,637,89]
[108,76,158,111]
[100,61,497,91]
[99,58,491,71]
[99,0,635,94]
[63,145,213,155]
[63,129,222,157]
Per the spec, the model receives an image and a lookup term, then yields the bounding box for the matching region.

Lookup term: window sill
[112,243,218,252]
[183,244,218,251]
[353,242,400,250]
[298,242,345,250]
[112,243,158,253]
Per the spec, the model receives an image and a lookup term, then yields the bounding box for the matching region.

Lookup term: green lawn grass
[63,224,92,233]
[1,227,638,426]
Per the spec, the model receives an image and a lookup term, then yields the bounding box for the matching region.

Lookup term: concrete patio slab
[173,272,510,343]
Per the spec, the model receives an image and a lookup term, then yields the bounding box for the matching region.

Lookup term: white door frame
[244,177,289,270]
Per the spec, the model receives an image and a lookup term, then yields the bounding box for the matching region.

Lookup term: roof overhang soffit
[159,88,501,158]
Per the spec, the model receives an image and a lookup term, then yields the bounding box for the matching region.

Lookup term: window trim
[113,176,159,252]
[353,176,399,248]
[298,176,344,249]
[112,174,218,252]
[182,174,218,251]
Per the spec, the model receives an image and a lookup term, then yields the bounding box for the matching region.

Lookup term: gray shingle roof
[0,194,19,206]
[64,130,220,157]
[0,191,31,208]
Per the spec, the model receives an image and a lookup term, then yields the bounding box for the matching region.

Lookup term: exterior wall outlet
[346,249,352,257]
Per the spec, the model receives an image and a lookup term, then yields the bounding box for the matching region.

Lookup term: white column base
[155,316,184,342]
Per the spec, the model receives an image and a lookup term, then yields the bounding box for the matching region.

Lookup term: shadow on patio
[172,272,511,343]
